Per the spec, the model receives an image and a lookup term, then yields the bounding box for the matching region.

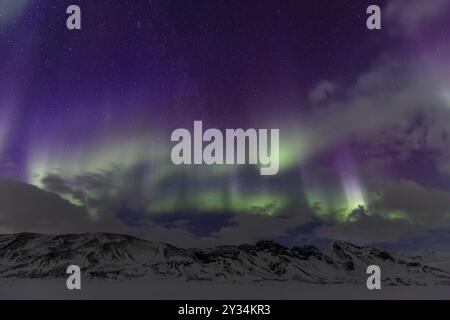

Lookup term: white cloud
[385,0,450,37]
[309,80,336,104]
[315,179,450,244]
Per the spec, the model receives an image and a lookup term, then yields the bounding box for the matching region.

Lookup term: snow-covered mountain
[1,232,450,286]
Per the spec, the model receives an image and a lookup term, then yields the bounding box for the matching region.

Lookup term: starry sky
[2,0,450,251]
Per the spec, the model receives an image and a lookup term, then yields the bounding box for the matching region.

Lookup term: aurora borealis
[2,0,450,250]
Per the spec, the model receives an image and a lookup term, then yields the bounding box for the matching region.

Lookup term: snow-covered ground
[1,277,449,300]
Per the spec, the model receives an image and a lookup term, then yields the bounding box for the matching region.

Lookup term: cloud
[206,213,312,246]
[288,46,450,248]
[119,213,313,248]
[8,170,450,249]
[314,179,450,244]
[385,228,450,253]
[309,80,336,104]
[0,177,184,242]
[370,179,450,224]
[0,178,92,234]
[283,45,450,175]
[315,215,415,244]
[1,173,315,248]
[0,177,205,246]
[0,0,31,27]
[385,0,450,37]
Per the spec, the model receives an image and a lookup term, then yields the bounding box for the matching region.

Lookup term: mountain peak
[332,240,363,250]
[255,240,288,252]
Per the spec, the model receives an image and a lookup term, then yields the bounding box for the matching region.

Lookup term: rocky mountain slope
[1,232,450,285]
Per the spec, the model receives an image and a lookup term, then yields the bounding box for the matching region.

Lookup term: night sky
[2,0,450,251]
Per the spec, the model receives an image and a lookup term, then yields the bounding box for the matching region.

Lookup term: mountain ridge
[1,232,450,286]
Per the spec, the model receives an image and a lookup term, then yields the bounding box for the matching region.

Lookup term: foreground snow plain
[1,277,449,300]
